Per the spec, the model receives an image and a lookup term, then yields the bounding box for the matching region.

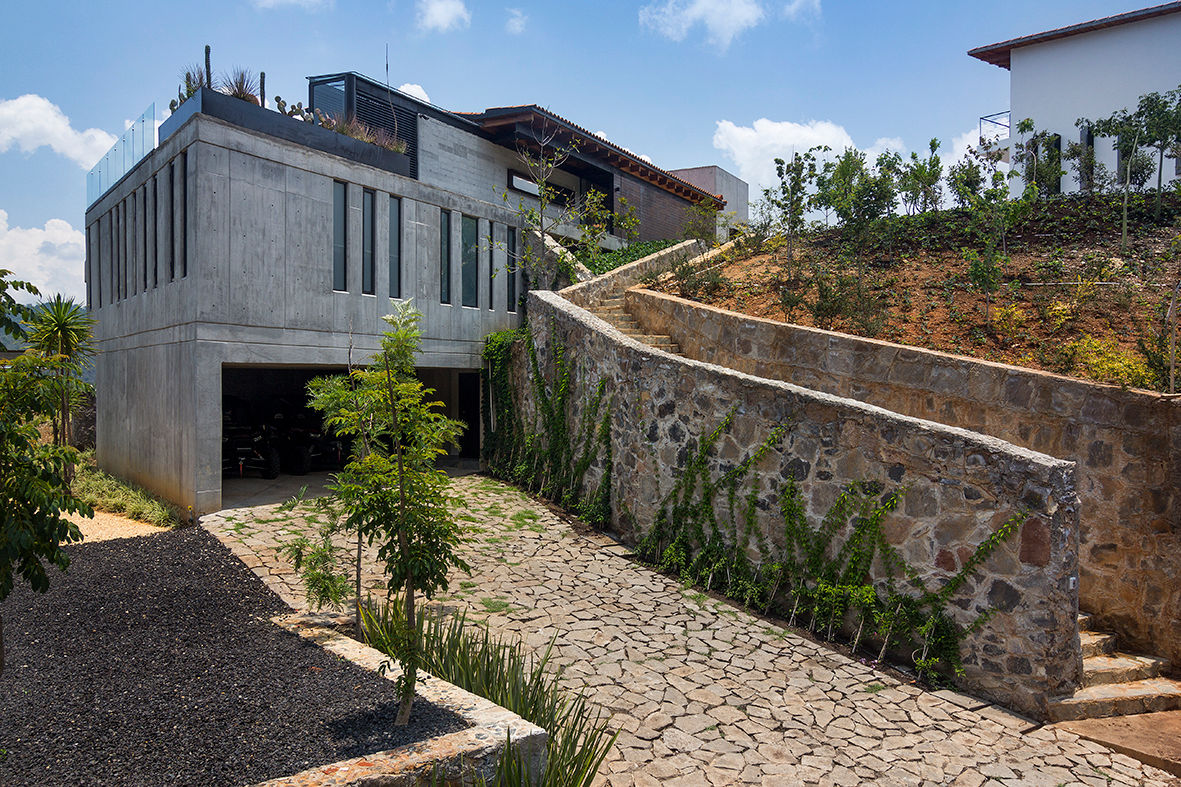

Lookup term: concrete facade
[670,165,750,226]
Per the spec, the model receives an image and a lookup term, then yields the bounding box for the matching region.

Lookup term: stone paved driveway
[202,475,1178,786]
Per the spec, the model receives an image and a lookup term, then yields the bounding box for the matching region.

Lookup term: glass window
[440,209,451,304]
[333,181,347,291]
[151,175,158,288]
[389,197,401,299]
[487,224,495,310]
[166,163,175,281]
[141,186,148,292]
[362,189,375,295]
[461,215,478,308]
[506,228,517,313]
[179,151,187,278]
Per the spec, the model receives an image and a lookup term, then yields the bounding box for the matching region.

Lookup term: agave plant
[220,67,259,105]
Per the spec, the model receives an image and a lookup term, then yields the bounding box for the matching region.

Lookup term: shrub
[72,451,183,527]
[363,603,616,786]
[1065,335,1154,388]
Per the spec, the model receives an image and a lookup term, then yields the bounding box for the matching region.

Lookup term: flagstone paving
[202,475,1179,786]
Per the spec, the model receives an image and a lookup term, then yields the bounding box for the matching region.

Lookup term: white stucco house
[969,2,1181,194]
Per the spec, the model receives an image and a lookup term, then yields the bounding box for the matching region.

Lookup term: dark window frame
[461,214,479,309]
[333,181,348,292]
[440,209,451,304]
[362,188,375,295]
[506,227,517,313]
[487,223,495,311]
[389,196,401,299]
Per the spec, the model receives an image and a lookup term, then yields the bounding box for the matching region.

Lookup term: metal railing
[979,110,1010,143]
[86,103,156,207]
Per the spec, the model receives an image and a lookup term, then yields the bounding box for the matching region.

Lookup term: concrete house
[84,72,733,514]
[969,1,1181,194]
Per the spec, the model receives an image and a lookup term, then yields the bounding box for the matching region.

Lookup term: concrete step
[1083,653,1170,687]
[1081,630,1119,658]
[1048,678,1181,721]
[1078,612,1093,631]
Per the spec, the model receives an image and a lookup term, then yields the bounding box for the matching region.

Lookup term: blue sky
[0,0,1144,300]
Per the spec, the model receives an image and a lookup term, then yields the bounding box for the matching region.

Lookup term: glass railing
[979,110,1010,142]
[86,103,156,207]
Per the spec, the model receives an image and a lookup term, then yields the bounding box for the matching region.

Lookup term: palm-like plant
[26,296,95,449]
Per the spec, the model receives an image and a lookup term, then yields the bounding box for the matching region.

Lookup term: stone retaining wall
[627,287,1181,666]
[520,288,1081,719]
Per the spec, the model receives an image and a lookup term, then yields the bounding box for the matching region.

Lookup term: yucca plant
[221,67,260,105]
[362,603,616,786]
[25,295,94,451]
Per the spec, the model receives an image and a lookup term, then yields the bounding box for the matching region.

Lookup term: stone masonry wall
[520,288,1082,719]
[627,288,1181,665]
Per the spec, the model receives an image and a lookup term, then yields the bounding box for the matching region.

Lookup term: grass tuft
[72,451,184,527]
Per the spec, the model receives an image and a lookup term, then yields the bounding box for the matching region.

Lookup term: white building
[969,2,1181,194]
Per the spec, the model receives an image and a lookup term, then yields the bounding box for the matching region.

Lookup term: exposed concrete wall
[669,165,750,224]
[627,288,1181,665]
[88,113,527,513]
[519,287,1081,718]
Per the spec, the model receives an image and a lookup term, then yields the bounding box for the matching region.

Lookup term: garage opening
[221,364,481,508]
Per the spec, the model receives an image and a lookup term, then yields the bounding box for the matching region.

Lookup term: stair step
[1048,677,1181,721]
[1077,612,1093,631]
[1080,630,1119,658]
[1083,653,1170,687]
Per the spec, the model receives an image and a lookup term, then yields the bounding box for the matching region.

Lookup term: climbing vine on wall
[481,324,612,527]
[636,407,1028,684]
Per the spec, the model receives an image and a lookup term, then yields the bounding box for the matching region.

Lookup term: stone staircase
[588,297,682,355]
[1048,613,1181,721]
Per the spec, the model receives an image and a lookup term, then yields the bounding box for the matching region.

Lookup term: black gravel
[0,527,468,786]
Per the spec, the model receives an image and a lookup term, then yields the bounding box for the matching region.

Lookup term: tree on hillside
[0,271,90,678]
[1135,87,1181,219]
[772,146,824,264]
[306,300,467,726]
[812,148,898,246]
[899,138,943,214]
[26,295,95,452]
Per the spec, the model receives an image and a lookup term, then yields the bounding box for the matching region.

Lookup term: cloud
[0,95,116,170]
[640,0,766,50]
[398,83,431,104]
[505,7,527,34]
[251,0,331,8]
[0,210,87,302]
[783,0,820,20]
[712,117,904,195]
[945,126,980,168]
[417,0,470,31]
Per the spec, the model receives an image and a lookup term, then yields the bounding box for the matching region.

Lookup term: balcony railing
[979,110,1010,143]
[86,103,156,207]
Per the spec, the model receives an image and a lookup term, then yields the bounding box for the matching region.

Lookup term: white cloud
[712,117,905,196]
[640,0,766,50]
[417,0,470,31]
[0,95,116,170]
[0,210,86,302]
[398,83,431,104]
[251,0,331,8]
[783,0,820,20]
[505,7,527,34]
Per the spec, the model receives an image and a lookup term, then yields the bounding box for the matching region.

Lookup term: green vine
[481,324,612,527]
[635,409,1028,685]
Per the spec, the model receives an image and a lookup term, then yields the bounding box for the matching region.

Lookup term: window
[461,214,479,308]
[389,196,401,299]
[141,186,148,292]
[440,209,451,304]
[362,188,375,295]
[106,211,113,305]
[85,225,93,308]
[150,175,158,288]
[178,151,187,278]
[333,181,347,291]
[506,227,517,312]
[114,201,123,300]
[487,223,495,310]
[166,163,175,281]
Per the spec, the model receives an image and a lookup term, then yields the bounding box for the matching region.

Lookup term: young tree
[308,300,467,725]
[1135,87,1181,219]
[771,146,824,262]
[899,138,943,214]
[1011,118,1064,198]
[0,271,89,678]
[26,295,95,451]
[947,155,985,208]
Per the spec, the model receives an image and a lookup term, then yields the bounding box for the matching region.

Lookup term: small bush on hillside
[1063,336,1154,389]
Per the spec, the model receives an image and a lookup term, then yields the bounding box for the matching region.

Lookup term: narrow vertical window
[166,162,175,281]
[461,214,478,308]
[506,228,517,313]
[86,225,93,308]
[179,151,188,278]
[151,175,158,288]
[362,188,375,295]
[388,196,401,299]
[333,181,347,291]
[141,186,148,292]
[115,202,123,300]
[129,192,138,294]
[106,211,113,305]
[440,209,451,304]
[487,223,495,311]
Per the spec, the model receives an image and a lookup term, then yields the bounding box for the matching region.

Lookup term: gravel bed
[0,527,467,786]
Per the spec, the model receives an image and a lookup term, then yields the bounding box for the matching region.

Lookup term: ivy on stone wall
[481,325,612,527]
[635,407,1028,684]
